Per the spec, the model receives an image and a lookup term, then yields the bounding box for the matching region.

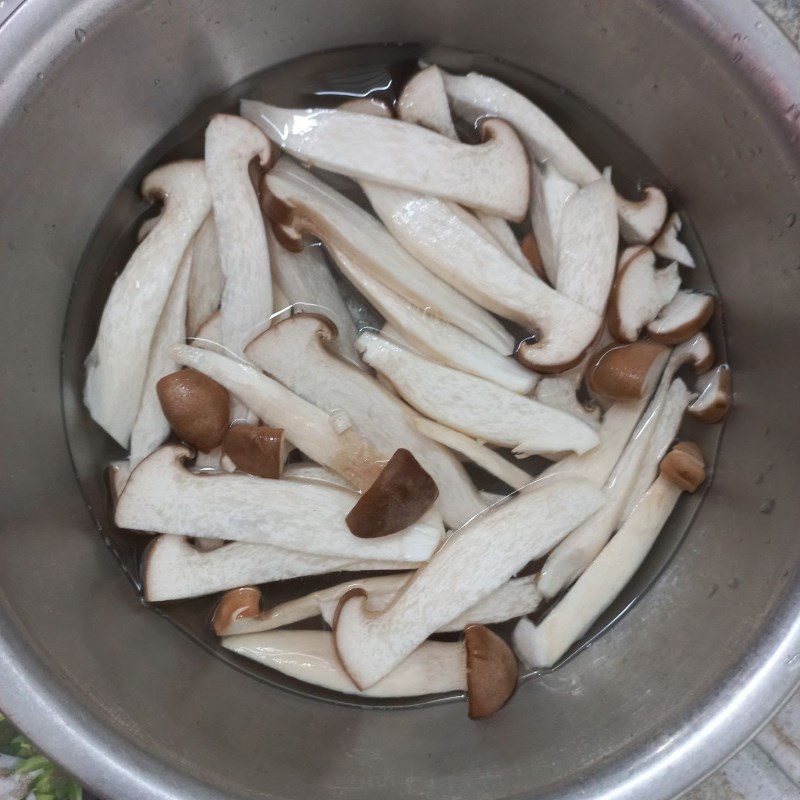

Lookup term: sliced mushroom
[337,97,393,117]
[193,309,221,344]
[535,360,602,428]
[531,161,578,285]
[616,186,669,244]
[117,445,442,561]
[608,246,681,342]
[647,290,715,345]
[332,474,605,688]
[261,159,513,355]
[653,212,695,268]
[363,182,602,365]
[172,343,383,491]
[587,340,670,402]
[475,213,533,273]
[222,424,286,479]
[328,244,536,393]
[357,331,599,457]
[688,364,732,424]
[84,160,212,447]
[282,461,354,489]
[242,101,530,220]
[514,442,706,667]
[267,227,360,365]
[347,449,439,538]
[245,314,487,529]
[143,535,414,602]
[412,416,533,491]
[520,232,547,280]
[397,64,458,138]
[464,624,519,719]
[187,214,225,338]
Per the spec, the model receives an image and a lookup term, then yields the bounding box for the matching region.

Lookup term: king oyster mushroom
[531,161,578,285]
[186,214,225,338]
[84,160,211,447]
[241,100,530,220]
[116,444,442,561]
[245,314,487,529]
[514,443,705,667]
[261,159,513,354]
[646,289,716,345]
[616,186,669,244]
[653,212,696,267]
[333,474,605,689]
[356,331,599,457]
[687,364,732,424]
[587,340,671,402]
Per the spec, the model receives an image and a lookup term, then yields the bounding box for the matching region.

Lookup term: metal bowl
[1,1,800,799]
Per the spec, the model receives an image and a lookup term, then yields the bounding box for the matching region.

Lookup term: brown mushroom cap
[520,231,548,282]
[647,292,715,346]
[587,340,669,401]
[212,586,261,636]
[659,442,706,492]
[465,624,518,719]
[156,368,230,452]
[345,448,439,538]
[223,424,286,479]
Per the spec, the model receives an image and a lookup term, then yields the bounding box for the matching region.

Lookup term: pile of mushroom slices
[86,63,731,719]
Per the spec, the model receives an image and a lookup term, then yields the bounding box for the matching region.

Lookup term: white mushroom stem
[616,186,669,244]
[84,160,211,447]
[653,212,695,268]
[263,159,513,354]
[205,114,273,357]
[117,445,442,561]
[412,416,533,491]
[646,290,715,345]
[172,343,383,491]
[363,182,603,353]
[328,244,535,393]
[186,214,224,338]
[143,535,415,602]
[334,474,605,689]
[534,367,600,428]
[475,212,533,273]
[282,461,354,489]
[531,161,578,285]
[357,331,599,457]
[242,101,530,220]
[246,315,487,529]
[193,310,221,344]
[514,472,684,667]
[223,630,468,697]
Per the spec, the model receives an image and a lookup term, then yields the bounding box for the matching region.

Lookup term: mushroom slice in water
[688,364,732,424]
[172,343,383,491]
[282,461,354,489]
[531,161,578,285]
[475,212,532,273]
[357,331,598,457]
[333,475,605,689]
[347,449,439,538]
[616,186,669,244]
[262,160,513,354]
[397,64,458,138]
[587,340,670,402]
[143,535,414,602]
[514,443,706,667]
[117,445,441,561]
[337,97,393,117]
[328,245,535,393]
[193,309,222,345]
[186,214,225,338]
[222,424,286,479]
[363,182,602,359]
[412,416,533,491]
[267,227,360,365]
[653,212,696,268]
[84,160,211,447]
[242,101,530,220]
[646,290,715,345]
[205,114,273,357]
[245,315,486,529]
[535,366,601,428]
[607,247,681,342]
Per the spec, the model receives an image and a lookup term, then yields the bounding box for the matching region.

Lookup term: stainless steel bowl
[2,1,800,799]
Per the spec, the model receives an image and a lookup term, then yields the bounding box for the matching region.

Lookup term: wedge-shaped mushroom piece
[84,161,211,447]
[515,442,706,667]
[412,416,533,491]
[173,343,382,491]
[588,340,670,402]
[187,214,224,338]
[246,315,486,529]
[439,70,600,186]
[358,331,599,457]
[328,245,535,394]
[653,212,695,268]
[267,227,360,365]
[363,182,602,359]
[688,364,732,424]
[222,424,286,478]
[646,290,715,345]
[608,247,681,342]
[262,160,513,354]
[242,101,530,219]
[555,178,619,317]
[531,162,578,285]
[397,65,458,138]
[616,186,669,245]
[143,535,413,602]
[118,445,441,561]
[333,475,605,688]
[205,114,273,356]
